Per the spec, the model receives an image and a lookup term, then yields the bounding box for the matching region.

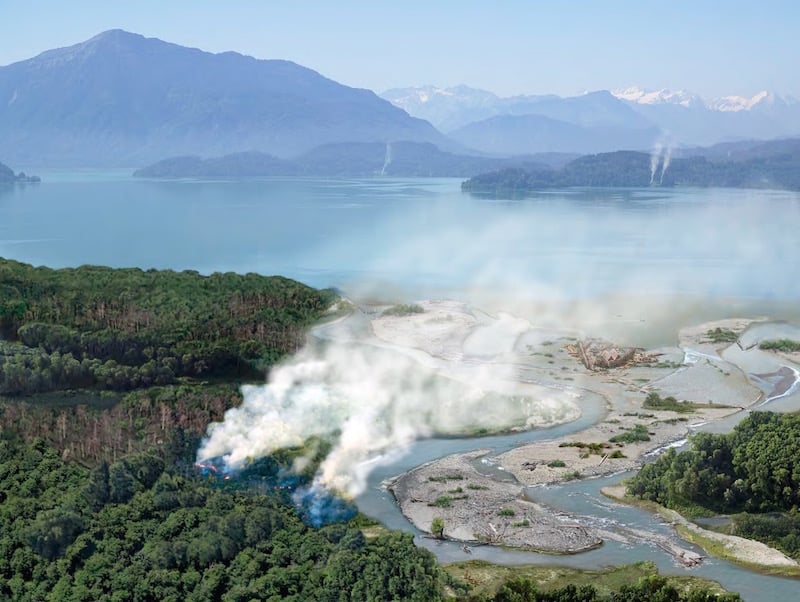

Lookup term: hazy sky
[3,1,798,99]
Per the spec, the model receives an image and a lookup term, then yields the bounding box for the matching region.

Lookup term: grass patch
[760,339,800,353]
[429,473,464,483]
[512,519,530,527]
[547,459,566,468]
[559,441,611,456]
[642,392,695,413]
[705,327,739,344]
[497,508,516,517]
[429,496,453,508]
[609,424,651,444]
[429,494,469,508]
[467,483,489,490]
[443,560,738,599]
[652,360,684,369]
[381,303,424,317]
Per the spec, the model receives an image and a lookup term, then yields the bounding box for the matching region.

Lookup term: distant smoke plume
[660,144,672,184]
[650,142,663,185]
[380,142,393,175]
[650,135,675,185]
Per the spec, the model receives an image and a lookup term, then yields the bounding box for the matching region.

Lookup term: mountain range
[381,85,800,154]
[0,30,446,166]
[2,30,800,168]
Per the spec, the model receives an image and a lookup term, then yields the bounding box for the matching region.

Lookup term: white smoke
[380,142,393,175]
[198,169,800,498]
[198,315,580,497]
[650,142,663,185]
[649,135,675,185]
[660,144,672,184]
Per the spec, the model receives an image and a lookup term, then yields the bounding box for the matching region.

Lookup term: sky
[2,1,799,99]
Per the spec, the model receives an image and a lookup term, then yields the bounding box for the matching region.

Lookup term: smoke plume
[650,142,663,184]
[198,319,579,497]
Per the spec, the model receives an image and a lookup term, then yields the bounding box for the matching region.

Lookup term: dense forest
[0,258,337,394]
[0,437,445,601]
[462,145,800,196]
[627,411,800,559]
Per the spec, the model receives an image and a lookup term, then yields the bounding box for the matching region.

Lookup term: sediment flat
[377,307,798,556]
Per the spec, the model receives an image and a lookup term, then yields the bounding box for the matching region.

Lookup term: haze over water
[2,171,799,344]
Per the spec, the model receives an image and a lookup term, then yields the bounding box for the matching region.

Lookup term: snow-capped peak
[381,85,498,106]
[611,86,703,108]
[614,86,793,112]
[706,91,775,112]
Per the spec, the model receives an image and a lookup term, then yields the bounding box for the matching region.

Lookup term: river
[3,172,800,600]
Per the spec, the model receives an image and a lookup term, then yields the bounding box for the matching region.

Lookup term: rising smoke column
[650,142,663,185]
[649,137,675,185]
[659,144,672,184]
[197,316,579,498]
[380,142,393,175]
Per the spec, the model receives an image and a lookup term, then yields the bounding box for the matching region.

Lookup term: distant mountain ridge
[133,142,562,178]
[382,85,800,152]
[0,30,448,166]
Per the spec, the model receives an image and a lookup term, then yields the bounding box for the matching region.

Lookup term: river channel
[348,319,800,602]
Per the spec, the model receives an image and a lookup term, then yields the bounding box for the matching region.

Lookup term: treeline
[462,148,800,196]
[133,142,533,179]
[627,412,800,559]
[0,384,239,465]
[0,259,337,394]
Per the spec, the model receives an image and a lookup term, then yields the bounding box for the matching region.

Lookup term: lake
[3,171,799,346]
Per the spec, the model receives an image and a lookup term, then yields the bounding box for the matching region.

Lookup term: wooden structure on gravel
[566,338,657,371]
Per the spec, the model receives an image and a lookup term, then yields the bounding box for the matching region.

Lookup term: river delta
[314,301,800,600]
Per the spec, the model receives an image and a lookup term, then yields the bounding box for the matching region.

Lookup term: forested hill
[0,161,39,183]
[132,142,548,178]
[462,140,800,196]
[0,258,337,395]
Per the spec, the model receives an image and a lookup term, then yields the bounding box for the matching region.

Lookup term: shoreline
[377,308,800,560]
[600,486,800,576]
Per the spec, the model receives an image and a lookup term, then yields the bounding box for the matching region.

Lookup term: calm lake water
[3,171,799,306]
[3,172,800,600]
